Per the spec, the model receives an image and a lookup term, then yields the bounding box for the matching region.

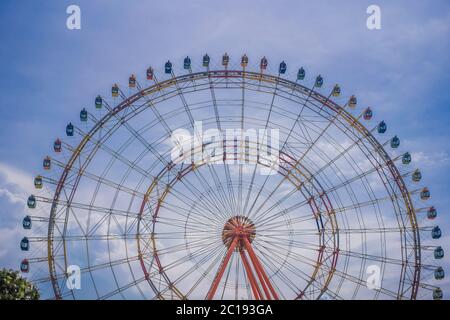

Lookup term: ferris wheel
[20,53,444,300]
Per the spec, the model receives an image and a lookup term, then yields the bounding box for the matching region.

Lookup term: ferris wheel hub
[221,215,256,250]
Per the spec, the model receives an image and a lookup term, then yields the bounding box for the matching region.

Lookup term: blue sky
[0,0,449,299]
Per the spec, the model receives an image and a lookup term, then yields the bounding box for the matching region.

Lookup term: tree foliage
[0,268,39,300]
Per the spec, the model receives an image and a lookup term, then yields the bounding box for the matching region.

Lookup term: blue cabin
[434,246,444,259]
[412,169,422,182]
[129,74,136,88]
[433,288,443,300]
[297,67,305,81]
[432,226,441,239]
[390,135,400,148]
[66,123,74,136]
[363,108,373,120]
[377,121,387,134]
[435,267,445,280]
[332,84,341,97]
[43,156,51,170]
[80,108,88,122]
[20,259,29,273]
[165,61,172,74]
[315,75,323,87]
[34,175,43,189]
[146,67,154,80]
[23,215,32,229]
[241,54,248,67]
[427,206,437,220]
[54,138,62,152]
[27,195,36,209]
[279,61,287,74]
[184,56,191,69]
[402,152,411,165]
[20,237,29,251]
[95,95,102,109]
[222,53,229,67]
[260,56,268,70]
[421,187,431,200]
[111,84,119,97]
[203,54,210,67]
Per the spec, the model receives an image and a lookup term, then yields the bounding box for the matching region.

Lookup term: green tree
[0,268,39,300]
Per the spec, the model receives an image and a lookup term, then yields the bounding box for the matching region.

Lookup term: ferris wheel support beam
[206,237,238,300]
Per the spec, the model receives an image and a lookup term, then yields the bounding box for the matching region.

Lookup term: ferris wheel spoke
[171,177,230,221]
[153,236,222,257]
[32,195,147,222]
[155,186,224,225]
[261,238,399,299]
[255,240,343,299]
[252,242,311,298]
[205,68,240,218]
[174,244,227,298]
[52,158,146,199]
[99,276,148,300]
[242,79,319,221]
[170,70,237,217]
[256,210,315,230]
[249,185,306,226]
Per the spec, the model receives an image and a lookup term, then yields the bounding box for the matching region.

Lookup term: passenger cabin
[402,152,411,165]
[297,67,305,81]
[434,246,444,259]
[427,206,437,219]
[20,259,29,273]
[348,95,357,108]
[332,84,341,97]
[23,215,32,229]
[80,108,88,122]
[279,61,287,74]
[95,95,102,109]
[184,56,191,69]
[241,54,248,68]
[363,108,373,120]
[377,121,387,134]
[431,226,441,239]
[165,61,172,74]
[54,138,62,152]
[412,169,422,182]
[433,288,443,300]
[112,84,119,97]
[66,123,74,136]
[34,175,43,189]
[43,156,51,170]
[222,53,229,67]
[20,237,29,251]
[129,74,136,88]
[260,56,268,70]
[421,187,431,200]
[435,267,445,280]
[27,195,36,209]
[390,136,400,148]
[203,54,210,67]
[315,75,323,87]
[146,67,154,80]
